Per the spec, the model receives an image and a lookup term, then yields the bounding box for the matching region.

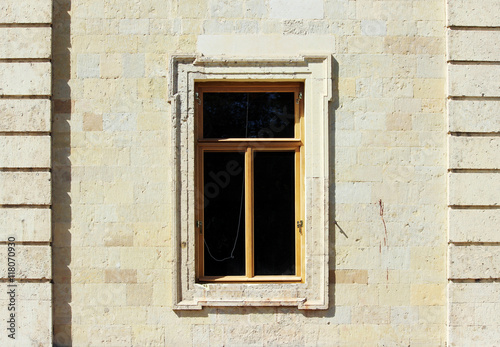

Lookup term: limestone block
[196,35,335,56]
[449,325,500,346]
[0,245,51,279]
[448,0,500,27]
[448,65,500,97]
[0,99,50,132]
[449,136,500,169]
[0,283,51,346]
[0,208,51,242]
[448,30,500,62]
[0,172,51,205]
[269,0,323,19]
[0,28,51,59]
[449,245,500,279]
[0,63,51,96]
[450,209,500,243]
[449,282,500,303]
[0,136,51,168]
[448,100,500,132]
[449,172,499,206]
[0,0,52,23]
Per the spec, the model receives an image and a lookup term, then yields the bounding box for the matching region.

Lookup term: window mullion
[245,147,254,278]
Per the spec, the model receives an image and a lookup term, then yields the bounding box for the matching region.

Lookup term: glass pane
[203,92,295,138]
[254,151,295,275]
[203,152,245,276]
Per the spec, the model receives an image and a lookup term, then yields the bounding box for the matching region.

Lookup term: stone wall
[0,0,52,345]
[48,0,449,345]
[447,0,500,345]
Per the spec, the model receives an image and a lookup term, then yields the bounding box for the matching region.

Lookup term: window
[195,82,304,282]
[170,55,331,310]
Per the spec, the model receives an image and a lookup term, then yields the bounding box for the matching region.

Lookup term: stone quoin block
[0,136,51,168]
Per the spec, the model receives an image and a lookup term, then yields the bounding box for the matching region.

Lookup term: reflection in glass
[254,151,295,275]
[203,92,295,138]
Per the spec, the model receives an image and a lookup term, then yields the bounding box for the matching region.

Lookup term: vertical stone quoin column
[447,0,500,345]
[0,0,53,345]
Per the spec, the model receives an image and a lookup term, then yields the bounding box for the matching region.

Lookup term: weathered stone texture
[448,30,500,62]
[0,172,51,205]
[0,208,51,242]
[0,99,51,132]
[0,245,51,279]
[448,65,500,97]
[447,0,500,26]
[448,100,500,132]
[449,173,499,206]
[449,136,500,169]
[0,0,52,23]
[0,136,51,168]
[449,245,500,279]
[0,63,51,96]
[0,283,51,346]
[449,209,500,243]
[0,28,51,59]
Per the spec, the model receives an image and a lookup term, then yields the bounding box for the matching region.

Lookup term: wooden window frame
[195,82,305,283]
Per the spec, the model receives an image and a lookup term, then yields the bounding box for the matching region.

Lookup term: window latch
[297,220,303,232]
[195,92,201,105]
[296,92,303,104]
[196,220,203,233]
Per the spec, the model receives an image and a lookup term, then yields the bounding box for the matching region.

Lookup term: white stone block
[448,100,500,132]
[0,283,51,346]
[0,28,51,59]
[448,0,500,27]
[449,30,500,62]
[0,172,51,205]
[77,54,100,79]
[0,136,51,168]
[449,325,500,346]
[449,65,500,97]
[269,0,324,19]
[0,245,51,279]
[0,208,51,242]
[449,282,500,303]
[123,54,145,78]
[449,136,500,169]
[450,209,500,243]
[449,172,499,206]
[196,35,335,56]
[0,0,52,23]
[0,63,51,96]
[361,20,386,36]
[449,245,500,279]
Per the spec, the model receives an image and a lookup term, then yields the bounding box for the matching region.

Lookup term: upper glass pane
[203,92,295,138]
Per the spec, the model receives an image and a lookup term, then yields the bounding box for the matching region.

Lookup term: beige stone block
[0,283,51,345]
[0,28,51,59]
[413,78,445,98]
[449,325,500,346]
[100,54,122,79]
[105,269,137,283]
[449,209,500,243]
[449,136,500,169]
[449,65,500,97]
[0,208,50,242]
[448,99,500,132]
[449,172,499,206]
[0,172,51,205]
[0,0,52,23]
[0,245,51,279]
[449,30,500,61]
[332,269,368,284]
[449,245,500,279]
[0,136,50,168]
[0,63,51,95]
[449,282,500,303]
[448,0,500,27]
[0,99,50,132]
[410,284,445,306]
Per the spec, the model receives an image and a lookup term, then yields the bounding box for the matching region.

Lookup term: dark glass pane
[203,92,295,138]
[254,152,295,275]
[203,152,245,276]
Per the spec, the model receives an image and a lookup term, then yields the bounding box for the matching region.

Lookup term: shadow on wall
[52,0,72,345]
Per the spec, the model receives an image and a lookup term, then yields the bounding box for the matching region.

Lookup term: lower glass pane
[203,152,245,276]
[254,151,295,275]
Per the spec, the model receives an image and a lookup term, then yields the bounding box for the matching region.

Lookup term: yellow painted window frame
[195,82,305,283]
